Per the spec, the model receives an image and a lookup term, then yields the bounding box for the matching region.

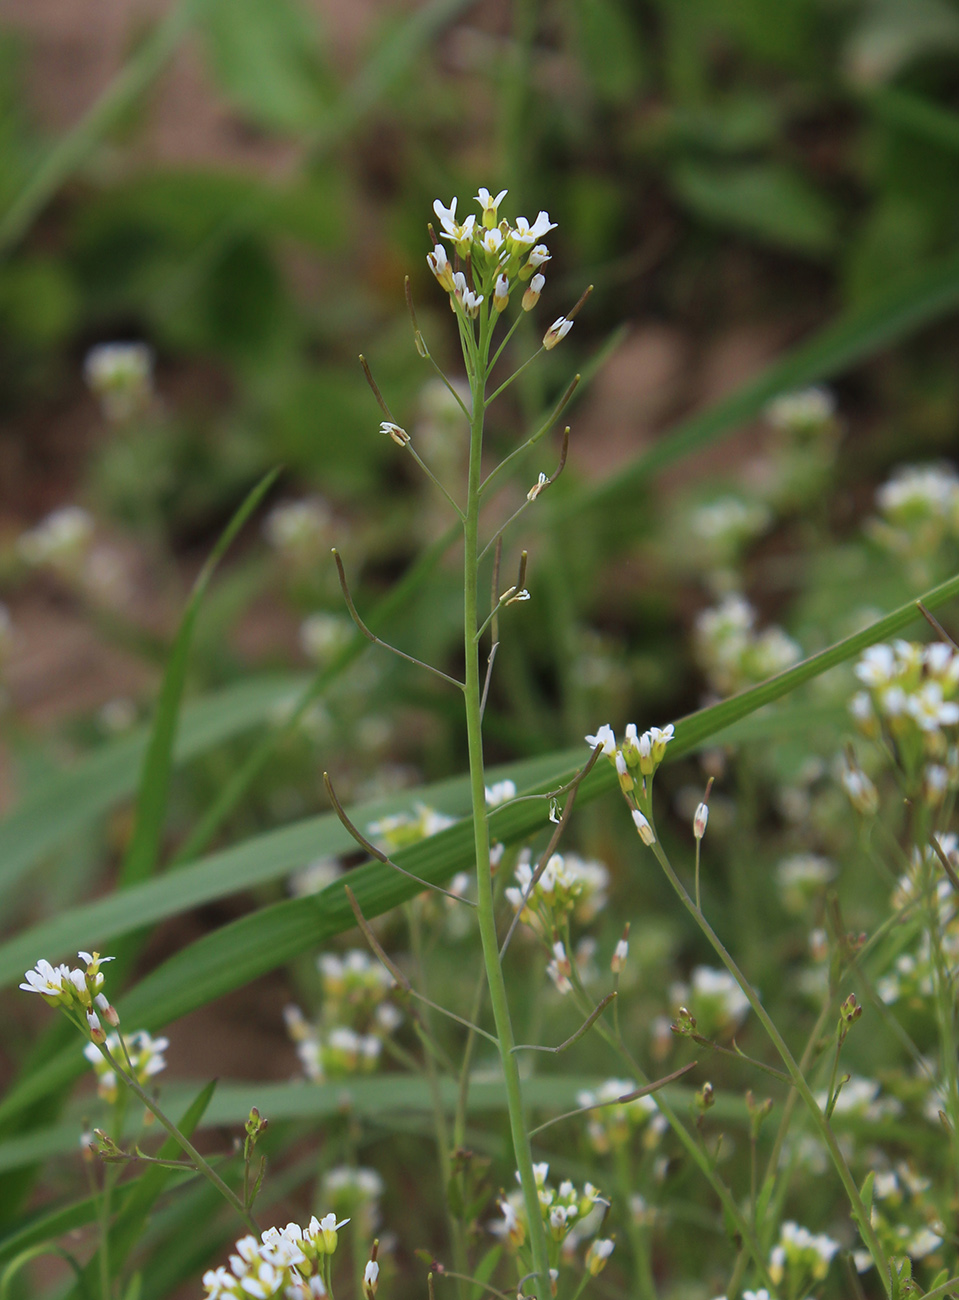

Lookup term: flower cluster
[427,189,573,349]
[17,506,95,575]
[767,1221,839,1293]
[774,853,835,915]
[84,1029,168,1104]
[321,1166,384,1233]
[765,386,836,434]
[850,642,959,800]
[876,838,959,1006]
[576,1079,666,1154]
[851,1162,944,1273]
[868,462,959,564]
[505,849,609,935]
[202,1214,350,1299]
[491,1164,612,1276]
[84,341,154,421]
[263,498,333,565]
[20,952,119,1041]
[585,722,675,845]
[284,951,400,1083]
[687,496,772,586]
[367,802,456,851]
[694,595,801,697]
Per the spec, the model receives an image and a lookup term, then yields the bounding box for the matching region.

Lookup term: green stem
[463,305,552,1300]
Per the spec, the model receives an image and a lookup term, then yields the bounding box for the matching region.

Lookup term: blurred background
[3,2,959,1293]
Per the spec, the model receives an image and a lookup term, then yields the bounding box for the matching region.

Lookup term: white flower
[765,386,835,430]
[527,244,551,269]
[482,228,505,255]
[20,959,71,998]
[485,779,516,807]
[380,420,410,446]
[18,506,94,569]
[855,643,897,688]
[433,197,476,244]
[585,724,616,755]
[475,187,508,224]
[511,212,557,244]
[907,681,959,731]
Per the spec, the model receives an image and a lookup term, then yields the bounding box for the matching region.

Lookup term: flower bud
[543,315,572,349]
[492,273,510,313]
[426,243,455,292]
[523,273,545,312]
[615,750,634,794]
[631,808,655,845]
[611,926,629,975]
[586,1240,614,1276]
[693,802,709,839]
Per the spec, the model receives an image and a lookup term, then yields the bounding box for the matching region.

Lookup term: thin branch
[512,992,617,1053]
[931,834,959,894]
[487,308,526,375]
[688,1034,790,1085]
[433,1271,513,1300]
[917,600,958,649]
[404,279,470,420]
[404,443,466,520]
[484,346,544,408]
[528,1061,699,1138]
[359,354,464,519]
[324,773,476,907]
[358,354,392,418]
[344,886,497,1045]
[499,747,602,959]
[480,642,499,722]
[477,427,571,563]
[332,549,464,690]
[480,374,580,497]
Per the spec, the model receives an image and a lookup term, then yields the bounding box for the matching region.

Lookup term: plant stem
[98,1041,258,1234]
[462,307,552,1300]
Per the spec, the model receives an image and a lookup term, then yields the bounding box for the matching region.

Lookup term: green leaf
[5,571,959,1126]
[671,160,837,254]
[200,0,329,131]
[0,673,308,904]
[118,467,280,894]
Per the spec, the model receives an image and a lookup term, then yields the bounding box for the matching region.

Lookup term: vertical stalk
[462,310,552,1299]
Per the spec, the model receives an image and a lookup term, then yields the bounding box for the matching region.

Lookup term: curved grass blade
[117,467,280,896]
[0,673,307,905]
[0,0,209,254]
[2,573,957,1123]
[565,250,959,517]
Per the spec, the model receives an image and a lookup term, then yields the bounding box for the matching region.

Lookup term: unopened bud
[671,1006,697,1036]
[493,274,510,313]
[427,243,455,292]
[585,1239,614,1276]
[696,1082,715,1113]
[611,926,630,975]
[693,802,709,839]
[615,750,634,794]
[631,808,655,845]
[523,273,545,312]
[543,316,573,350]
